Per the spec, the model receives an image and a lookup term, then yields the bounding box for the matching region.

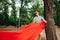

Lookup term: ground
[0,25,60,40]
[56,28,60,40]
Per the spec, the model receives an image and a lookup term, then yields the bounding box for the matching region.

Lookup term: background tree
[44,0,57,40]
[11,0,17,26]
[53,0,60,27]
[19,0,33,27]
[0,0,9,25]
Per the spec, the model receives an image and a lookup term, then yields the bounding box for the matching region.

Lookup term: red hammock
[0,21,46,40]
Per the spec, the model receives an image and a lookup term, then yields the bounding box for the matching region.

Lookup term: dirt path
[56,28,60,40]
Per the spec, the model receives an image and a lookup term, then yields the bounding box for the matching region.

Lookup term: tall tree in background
[2,0,9,25]
[0,0,4,25]
[19,0,32,27]
[44,0,57,40]
[11,0,17,26]
[53,0,60,27]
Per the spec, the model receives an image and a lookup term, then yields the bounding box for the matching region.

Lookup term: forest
[0,0,60,27]
[0,0,60,40]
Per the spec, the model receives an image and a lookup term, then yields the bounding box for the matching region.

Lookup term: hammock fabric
[0,21,46,40]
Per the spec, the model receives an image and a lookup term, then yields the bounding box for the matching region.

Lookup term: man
[33,10,47,40]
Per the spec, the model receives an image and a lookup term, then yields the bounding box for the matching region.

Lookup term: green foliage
[0,0,44,26]
[0,0,59,27]
[0,0,9,25]
[53,0,60,26]
[0,0,2,2]
[9,16,18,26]
[20,0,33,25]
[20,0,44,25]
[0,0,18,26]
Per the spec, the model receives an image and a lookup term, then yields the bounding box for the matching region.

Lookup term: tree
[11,0,17,27]
[43,0,57,40]
[53,0,60,27]
[18,0,32,27]
[2,0,9,25]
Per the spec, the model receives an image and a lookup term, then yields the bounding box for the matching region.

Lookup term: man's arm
[41,17,47,23]
[42,19,47,23]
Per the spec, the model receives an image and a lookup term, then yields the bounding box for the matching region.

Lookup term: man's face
[35,11,39,16]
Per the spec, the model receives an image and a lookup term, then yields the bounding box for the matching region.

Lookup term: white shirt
[33,16,44,23]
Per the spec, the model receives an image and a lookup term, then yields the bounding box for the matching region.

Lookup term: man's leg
[35,35,41,40]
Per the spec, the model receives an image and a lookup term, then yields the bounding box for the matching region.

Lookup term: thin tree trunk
[18,0,23,27]
[2,0,9,25]
[43,0,57,40]
[57,9,60,27]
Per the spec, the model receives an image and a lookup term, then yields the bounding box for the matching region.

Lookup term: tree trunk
[11,0,17,27]
[2,0,9,25]
[43,0,57,40]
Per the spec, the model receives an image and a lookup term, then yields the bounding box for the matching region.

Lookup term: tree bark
[43,0,57,40]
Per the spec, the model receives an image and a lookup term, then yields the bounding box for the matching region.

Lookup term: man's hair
[35,10,39,14]
[35,10,39,12]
